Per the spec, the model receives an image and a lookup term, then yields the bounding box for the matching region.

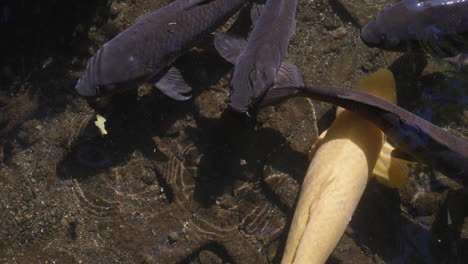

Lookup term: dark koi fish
[259,81,468,178]
[361,0,468,48]
[214,0,303,112]
[76,0,249,100]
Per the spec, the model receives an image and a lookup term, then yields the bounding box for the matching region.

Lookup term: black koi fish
[76,0,249,100]
[214,0,303,112]
[361,0,468,48]
[260,84,468,178]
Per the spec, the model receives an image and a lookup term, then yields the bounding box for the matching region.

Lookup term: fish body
[260,79,468,177]
[214,0,301,112]
[361,0,468,48]
[283,111,381,263]
[76,0,249,100]
[282,69,408,264]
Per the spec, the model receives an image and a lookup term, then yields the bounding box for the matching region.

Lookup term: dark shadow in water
[430,188,468,264]
[419,72,468,126]
[386,37,468,117]
[180,242,236,264]
[0,0,112,161]
[6,0,255,166]
[328,0,361,29]
[0,0,112,96]
[389,53,467,141]
[348,181,403,262]
[393,217,434,264]
[315,104,336,134]
[56,89,193,181]
[419,33,468,60]
[352,182,466,264]
[388,53,428,110]
[172,0,255,94]
[185,109,309,210]
[174,49,234,95]
[55,2,257,180]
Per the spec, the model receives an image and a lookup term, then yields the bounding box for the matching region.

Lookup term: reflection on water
[0,0,467,263]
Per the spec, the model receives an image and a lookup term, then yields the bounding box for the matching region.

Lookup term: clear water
[0,0,467,263]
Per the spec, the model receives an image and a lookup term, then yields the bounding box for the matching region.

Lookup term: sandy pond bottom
[0,0,467,263]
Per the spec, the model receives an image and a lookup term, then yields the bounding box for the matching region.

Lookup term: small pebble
[330,27,347,39]
[168,231,179,243]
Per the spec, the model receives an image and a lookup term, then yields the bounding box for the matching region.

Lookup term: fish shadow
[54,17,253,181]
[185,109,309,211]
[56,89,193,181]
[56,2,263,181]
[0,0,113,102]
[389,53,467,126]
[347,181,404,262]
[430,188,468,264]
[388,53,428,109]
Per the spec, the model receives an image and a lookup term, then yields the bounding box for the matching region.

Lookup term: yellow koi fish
[281,69,408,264]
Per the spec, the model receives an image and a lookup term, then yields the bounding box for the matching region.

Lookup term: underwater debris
[94,114,107,136]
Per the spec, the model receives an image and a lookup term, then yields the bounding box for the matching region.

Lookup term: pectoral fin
[154,67,192,101]
[214,32,247,64]
[373,141,409,188]
[250,3,265,24]
[308,125,409,189]
[353,68,397,103]
[309,130,327,160]
[444,53,468,70]
[274,62,304,87]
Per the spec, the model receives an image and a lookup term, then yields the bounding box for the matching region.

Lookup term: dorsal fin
[213,32,248,64]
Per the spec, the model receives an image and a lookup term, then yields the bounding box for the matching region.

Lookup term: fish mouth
[229,104,249,114]
[75,86,102,98]
[229,95,251,113]
[360,34,380,48]
[360,27,382,48]
[359,31,410,52]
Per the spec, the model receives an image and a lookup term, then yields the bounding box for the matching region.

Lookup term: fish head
[75,49,112,97]
[75,46,149,97]
[75,68,102,97]
[75,68,120,97]
[361,18,401,48]
[230,63,276,112]
[361,20,383,46]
